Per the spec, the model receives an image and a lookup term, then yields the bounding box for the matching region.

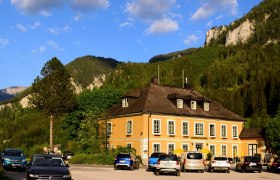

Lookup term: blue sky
[0,0,262,89]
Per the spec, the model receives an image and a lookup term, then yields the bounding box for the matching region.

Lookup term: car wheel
[155,170,160,176]
[201,170,204,173]
[258,170,262,173]
[176,171,181,176]
[227,170,230,173]
[241,168,245,173]
[114,166,117,170]
[209,168,213,173]
[130,165,134,171]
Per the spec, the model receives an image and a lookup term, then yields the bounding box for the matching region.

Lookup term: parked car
[208,156,230,173]
[155,154,181,176]
[114,153,139,170]
[1,148,27,171]
[235,156,262,173]
[26,154,71,180]
[227,157,233,164]
[267,157,280,173]
[180,151,204,173]
[148,152,166,170]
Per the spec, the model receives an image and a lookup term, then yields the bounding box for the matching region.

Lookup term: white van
[180,151,204,173]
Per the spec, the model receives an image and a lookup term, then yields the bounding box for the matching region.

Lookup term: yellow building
[107,80,265,165]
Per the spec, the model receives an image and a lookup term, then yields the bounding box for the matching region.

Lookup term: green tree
[28,57,77,150]
[265,112,280,156]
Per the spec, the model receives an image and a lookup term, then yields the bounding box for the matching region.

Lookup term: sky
[0,0,263,89]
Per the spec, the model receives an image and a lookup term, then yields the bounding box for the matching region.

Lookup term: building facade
[107,81,265,165]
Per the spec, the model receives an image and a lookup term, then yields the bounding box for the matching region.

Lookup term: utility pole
[50,114,53,152]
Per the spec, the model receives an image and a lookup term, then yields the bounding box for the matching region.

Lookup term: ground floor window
[209,145,215,156]
[153,144,160,153]
[248,144,257,156]
[221,145,226,156]
[182,144,188,151]
[168,144,175,154]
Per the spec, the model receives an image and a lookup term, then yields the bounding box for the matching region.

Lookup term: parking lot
[4,165,280,180]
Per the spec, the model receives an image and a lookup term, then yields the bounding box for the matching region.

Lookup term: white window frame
[209,144,216,156]
[153,143,161,153]
[167,120,176,135]
[204,102,210,111]
[122,98,128,107]
[194,122,204,136]
[232,125,238,138]
[221,144,227,156]
[182,143,189,151]
[209,123,216,137]
[177,99,183,108]
[181,121,189,136]
[191,101,197,110]
[232,145,238,157]
[167,143,175,154]
[221,124,227,138]
[126,120,132,135]
[152,119,161,135]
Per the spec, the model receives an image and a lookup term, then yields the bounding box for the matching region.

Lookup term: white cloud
[39,10,52,17]
[16,24,28,32]
[47,40,64,51]
[0,38,9,47]
[71,0,110,10]
[46,26,71,35]
[191,0,238,20]
[11,0,65,14]
[32,45,46,53]
[120,22,134,28]
[29,21,41,29]
[184,34,199,44]
[32,40,63,53]
[73,12,84,21]
[145,18,179,34]
[125,0,176,21]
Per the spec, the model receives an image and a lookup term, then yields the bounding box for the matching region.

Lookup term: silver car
[155,154,181,176]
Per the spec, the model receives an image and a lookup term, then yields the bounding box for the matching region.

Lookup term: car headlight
[3,158,10,161]
[29,174,39,178]
[63,175,71,178]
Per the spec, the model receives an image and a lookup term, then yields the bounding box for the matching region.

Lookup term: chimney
[151,76,159,84]
[184,77,192,89]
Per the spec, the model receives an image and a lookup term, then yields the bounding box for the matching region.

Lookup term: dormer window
[204,102,209,111]
[177,99,183,108]
[122,98,128,107]
[191,101,197,110]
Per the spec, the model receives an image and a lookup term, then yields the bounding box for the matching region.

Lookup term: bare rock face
[20,95,31,108]
[3,86,27,95]
[205,26,226,45]
[86,74,106,90]
[225,19,255,46]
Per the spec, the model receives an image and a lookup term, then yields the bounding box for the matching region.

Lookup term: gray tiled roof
[108,83,244,121]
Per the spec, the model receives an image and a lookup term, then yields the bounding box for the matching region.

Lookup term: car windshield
[117,154,130,158]
[245,156,260,162]
[32,157,65,167]
[187,153,202,159]
[150,153,161,158]
[4,150,24,157]
[214,157,227,161]
[160,155,178,161]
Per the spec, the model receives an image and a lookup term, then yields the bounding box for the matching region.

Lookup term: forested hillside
[65,55,120,88]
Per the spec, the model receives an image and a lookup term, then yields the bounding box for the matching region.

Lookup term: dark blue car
[114,153,139,170]
[1,148,27,171]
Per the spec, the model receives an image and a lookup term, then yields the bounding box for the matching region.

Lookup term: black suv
[114,153,139,170]
[236,156,262,173]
